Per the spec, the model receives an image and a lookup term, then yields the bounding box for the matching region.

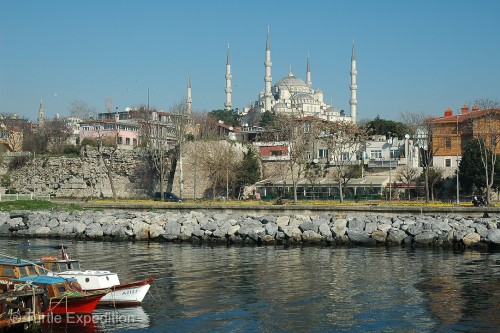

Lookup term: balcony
[367,158,399,168]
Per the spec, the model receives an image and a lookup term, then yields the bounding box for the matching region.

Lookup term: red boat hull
[45,293,104,315]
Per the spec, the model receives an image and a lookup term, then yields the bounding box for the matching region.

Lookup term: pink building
[79,118,139,149]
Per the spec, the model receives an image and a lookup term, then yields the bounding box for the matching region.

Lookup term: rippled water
[2,238,499,332]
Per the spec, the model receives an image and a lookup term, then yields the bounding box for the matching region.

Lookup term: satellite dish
[405,134,410,139]
[218,120,224,124]
[229,126,233,130]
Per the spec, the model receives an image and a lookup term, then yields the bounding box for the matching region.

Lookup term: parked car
[153,192,182,202]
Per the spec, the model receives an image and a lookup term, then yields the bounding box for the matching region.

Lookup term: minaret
[224,44,232,111]
[186,75,192,115]
[349,41,357,123]
[38,99,45,126]
[306,53,312,87]
[264,27,272,112]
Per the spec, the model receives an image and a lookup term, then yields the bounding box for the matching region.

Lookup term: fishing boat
[38,248,156,306]
[0,282,46,330]
[0,258,107,315]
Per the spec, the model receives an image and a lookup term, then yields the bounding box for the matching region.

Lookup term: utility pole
[456,115,460,205]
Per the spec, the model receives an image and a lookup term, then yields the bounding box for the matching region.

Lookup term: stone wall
[4,146,152,199]
[1,142,248,199]
[1,210,499,249]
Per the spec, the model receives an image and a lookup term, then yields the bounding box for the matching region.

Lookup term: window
[270,150,282,156]
[126,138,130,145]
[1,266,16,277]
[492,137,497,147]
[340,152,350,161]
[445,158,452,167]
[390,149,400,159]
[304,122,311,133]
[118,137,123,144]
[306,152,312,160]
[133,138,137,146]
[370,150,382,159]
[318,149,328,158]
[445,138,451,149]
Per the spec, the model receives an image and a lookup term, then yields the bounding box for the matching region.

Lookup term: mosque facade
[224,29,357,124]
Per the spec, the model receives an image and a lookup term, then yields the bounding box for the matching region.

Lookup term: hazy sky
[1,0,499,122]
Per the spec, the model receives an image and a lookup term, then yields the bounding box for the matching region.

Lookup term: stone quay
[1,209,499,249]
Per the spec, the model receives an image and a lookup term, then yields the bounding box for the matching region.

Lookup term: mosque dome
[294,93,315,101]
[274,74,308,89]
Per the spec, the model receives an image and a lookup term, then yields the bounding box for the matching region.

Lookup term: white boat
[37,250,156,306]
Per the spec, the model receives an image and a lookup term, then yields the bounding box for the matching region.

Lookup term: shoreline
[1,208,499,250]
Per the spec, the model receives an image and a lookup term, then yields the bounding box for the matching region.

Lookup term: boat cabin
[0,259,40,282]
[12,276,80,299]
[37,257,81,273]
[0,258,81,299]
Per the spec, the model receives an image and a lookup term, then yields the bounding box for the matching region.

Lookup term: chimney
[461,103,469,114]
[444,107,453,117]
[472,105,479,112]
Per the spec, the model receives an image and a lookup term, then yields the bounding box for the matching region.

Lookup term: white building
[225,29,357,124]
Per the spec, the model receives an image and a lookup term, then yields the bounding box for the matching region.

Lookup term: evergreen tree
[259,110,276,127]
[208,109,241,127]
[459,139,500,194]
[366,115,412,138]
[236,147,260,193]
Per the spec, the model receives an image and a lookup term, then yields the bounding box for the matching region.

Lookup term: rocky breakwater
[1,210,500,249]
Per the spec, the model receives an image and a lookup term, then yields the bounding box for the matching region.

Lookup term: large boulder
[487,229,500,244]
[414,231,437,245]
[462,232,481,246]
[347,229,375,245]
[387,229,407,244]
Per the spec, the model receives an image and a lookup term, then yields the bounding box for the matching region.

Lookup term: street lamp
[388,132,393,201]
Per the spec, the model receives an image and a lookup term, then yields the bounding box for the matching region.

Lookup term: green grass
[0,200,84,211]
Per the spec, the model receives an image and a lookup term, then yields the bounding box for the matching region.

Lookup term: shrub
[8,156,29,170]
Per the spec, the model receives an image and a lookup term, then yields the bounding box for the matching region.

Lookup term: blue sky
[1,0,499,122]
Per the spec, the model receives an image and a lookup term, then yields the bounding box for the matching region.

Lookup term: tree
[400,111,441,203]
[467,99,500,204]
[69,100,97,120]
[428,167,445,201]
[322,121,369,202]
[263,114,322,203]
[42,117,74,154]
[366,115,412,137]
[397,166,420,200]
[236,146,261,196]
[208,109,240,127]
[195,140,240,199]
[259,111,277,127]
[458,138,500,196]
[304,161,327,199]
[192,111,221,140]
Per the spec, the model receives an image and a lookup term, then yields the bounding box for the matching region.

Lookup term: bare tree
[397,165,420,200]
[194,140,240,199]
[468,99,500,204]
[192,111,221,140]
[322,121,369,202]
[400,111,442,203]
[69,100,97,120]
[428,167,444,201]
[41,117,73,154]
[262,114,321,202]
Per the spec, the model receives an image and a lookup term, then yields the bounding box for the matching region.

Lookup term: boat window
[71,262,80,270]
[1,266,16,277]
[26,266,38,276]
[50,263,59,272]
[58,263,67,272]
[57,285,67,294]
